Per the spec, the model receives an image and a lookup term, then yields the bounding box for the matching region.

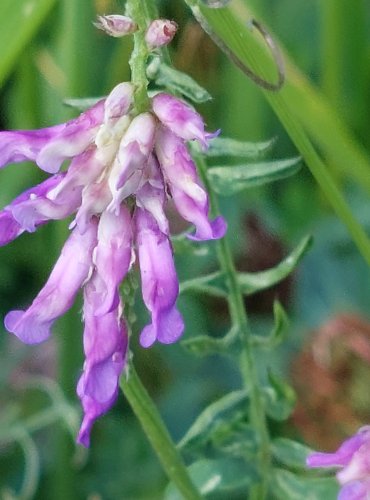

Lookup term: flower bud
[145,19,177,49]
[94,15,137,38]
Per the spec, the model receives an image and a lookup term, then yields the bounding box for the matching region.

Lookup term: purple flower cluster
[307,426,370,499]
[0,83,226,445]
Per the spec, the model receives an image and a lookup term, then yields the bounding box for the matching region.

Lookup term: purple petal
[74,179,112,233]
[152,93,215,148]
[337,442,370,485]
[136,155,169,235]
[5,220,97,344]
[77,274,128,447]
[0,174,78,245]
[109,112,156,192]
[338,480,370,500]
[93,205,133,316]
[0,100,104,174]
[135,208,184,347]
[155,128,227,240]
[47,149,106,204]
[0,211,23,246]
[103,82,134,121]
[307,428,370,469]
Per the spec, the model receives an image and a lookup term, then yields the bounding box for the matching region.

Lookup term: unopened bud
[94,15,137,38]
[145,19,177,50]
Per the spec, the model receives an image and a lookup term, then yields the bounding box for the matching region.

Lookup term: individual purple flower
[0,100,105,173]
[0,66,226,443]
[135,208,184,348]
[5,219,97,344]
[145,19,178,50]
[155,126,226,240]
[307,426,370,500]
[152,92,218,148]
[77,274,128,446]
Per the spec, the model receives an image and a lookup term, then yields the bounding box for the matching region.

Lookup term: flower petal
[136,155,169,235]
[307,427,370,468]
[152,93,216,148]
[156,127,226,240]
[4,219,97,344]
[93,205,133,316]
[109,112,156,192]
[135,208,184,347]
[0,174,79,244]
[76,274,127,447]
[0,100,104,174]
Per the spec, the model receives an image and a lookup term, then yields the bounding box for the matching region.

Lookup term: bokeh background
[1,0,370,498]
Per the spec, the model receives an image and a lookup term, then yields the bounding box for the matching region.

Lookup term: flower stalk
[120,365,202,500]
[126,0,151,112]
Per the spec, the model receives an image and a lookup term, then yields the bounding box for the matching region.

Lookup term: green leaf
[63,97,103,111]
[181,335,226,357]
[238,235,312,295]
[271,438,315,471]
[181,326,239,357]
[263,370,296,421]
[178,390,248,451]
[165,458,258,499]
[215,423,259,458]
[0,0,56,88]
[252,301,289,349]
[270,469,339,500]
[147,57,212,103]
[207,157,301,195]
[206,137,275,158]
[180,271,227,297]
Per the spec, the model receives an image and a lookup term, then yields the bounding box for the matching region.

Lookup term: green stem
[120,366,202,500]
[126,0,151,112]
[195,154,270,499]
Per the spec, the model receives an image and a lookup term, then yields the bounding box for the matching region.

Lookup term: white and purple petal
[93,205,133,316]
[155,127,226,240]
[152,93,217,148]
[0,174,79,244]
[0,100,104,174]
[135,208,184,347]
[108,112,156,193]
[4,219,97,344]
[136,155,169,235]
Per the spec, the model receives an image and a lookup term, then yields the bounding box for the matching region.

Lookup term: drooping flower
[307,426,370,500]
[0,70,226,443]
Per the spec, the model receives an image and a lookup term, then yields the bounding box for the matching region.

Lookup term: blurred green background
[1,0,370,498]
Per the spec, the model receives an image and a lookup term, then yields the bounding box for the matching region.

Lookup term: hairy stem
[126,0,151,112]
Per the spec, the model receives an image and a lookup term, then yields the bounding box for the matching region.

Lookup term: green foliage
[165,458,258,499]
[147,57,212,102]
[271,438,314,471]
[178,390,249,452]
[269,469,339,499]
[206,137,274,158]
[263,370,297,421]
[207,157,301,195]
[237,235,312,295]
